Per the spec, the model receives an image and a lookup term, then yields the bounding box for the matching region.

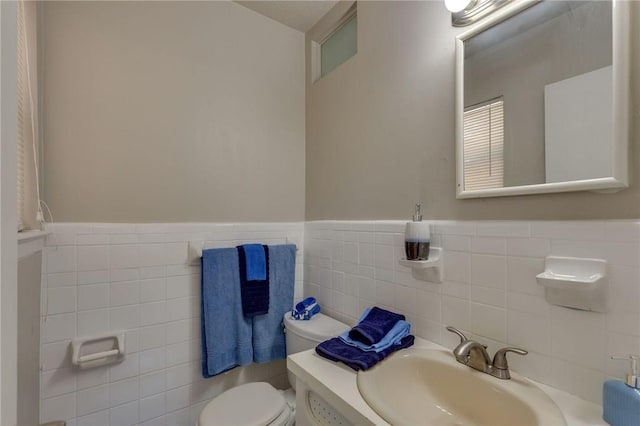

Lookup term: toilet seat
[198,382,294,426]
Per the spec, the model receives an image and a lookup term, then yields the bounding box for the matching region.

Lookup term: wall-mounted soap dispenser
[603,355,640,426]
[405,204,430,261]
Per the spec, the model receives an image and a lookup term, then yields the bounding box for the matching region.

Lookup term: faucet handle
[446,326,468,345]
[492,347,528,370]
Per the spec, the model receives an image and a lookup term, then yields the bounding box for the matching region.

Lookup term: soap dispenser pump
[404,204,431,261]
[603,355,640,426]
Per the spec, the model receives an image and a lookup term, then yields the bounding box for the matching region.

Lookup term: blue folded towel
[295,296,316,313]
[252,244,296,363]
[315,335,415,371]
[292,297,321,320]
[348,306,406,346]
[242,243,267,281]
[339,319,410,352]
[201,248,253,378]
[292,302,320,320]
[237,245,270,317]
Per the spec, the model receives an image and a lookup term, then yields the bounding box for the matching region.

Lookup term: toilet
[197,311,350,426]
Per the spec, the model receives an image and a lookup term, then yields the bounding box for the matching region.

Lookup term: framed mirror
[455,0,630,199]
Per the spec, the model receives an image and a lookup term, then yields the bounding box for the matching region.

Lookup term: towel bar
[187,239,299,265]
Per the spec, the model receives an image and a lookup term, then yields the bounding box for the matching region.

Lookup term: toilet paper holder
[71,332,125,369]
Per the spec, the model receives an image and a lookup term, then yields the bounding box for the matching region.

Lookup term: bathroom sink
[357,348,567,426]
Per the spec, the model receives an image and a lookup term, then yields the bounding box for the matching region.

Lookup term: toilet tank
[283,312,350,388]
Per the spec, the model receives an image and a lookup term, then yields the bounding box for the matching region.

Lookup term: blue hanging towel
[252,244,296,363]
[242,243,267,281]
[237,244,270,317]
[201,248,253,378]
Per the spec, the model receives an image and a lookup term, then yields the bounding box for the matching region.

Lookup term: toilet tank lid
[283,311,350,342]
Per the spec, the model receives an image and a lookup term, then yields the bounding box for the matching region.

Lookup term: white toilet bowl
[197,312,349,426]
[198,382,295,426]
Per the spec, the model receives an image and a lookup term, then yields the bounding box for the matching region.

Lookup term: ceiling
[235,0,339,33]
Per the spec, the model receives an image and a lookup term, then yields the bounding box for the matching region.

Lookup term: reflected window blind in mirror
[463,99,504,190]
[17,0,27,231]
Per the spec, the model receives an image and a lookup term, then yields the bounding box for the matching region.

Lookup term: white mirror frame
[455,0,630,199]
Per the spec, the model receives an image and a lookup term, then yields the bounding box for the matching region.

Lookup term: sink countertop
[287,337,606,426]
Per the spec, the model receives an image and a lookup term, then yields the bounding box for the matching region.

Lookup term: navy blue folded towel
[237,244,270,317]
[315,335,415,371]
[348,306,406,346]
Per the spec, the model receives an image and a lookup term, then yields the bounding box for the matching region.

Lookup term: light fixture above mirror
[444,0,476,13]
[446,0,512,27]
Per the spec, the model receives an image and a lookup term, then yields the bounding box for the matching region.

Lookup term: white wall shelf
[398,247,443,283]
[536,256,608,312]
[17,230,49,260]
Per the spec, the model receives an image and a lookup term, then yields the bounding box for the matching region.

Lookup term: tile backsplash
[40,219,639,425]
[304,220,640,404]
[40,222,303,426]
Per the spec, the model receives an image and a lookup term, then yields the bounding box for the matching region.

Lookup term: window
[463,98,504,191]
[320,12,357,77]
[16,0,39,231]
[310,3,357,82]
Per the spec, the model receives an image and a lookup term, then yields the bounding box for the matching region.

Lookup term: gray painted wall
[305,1,640,220]
[39,1,640,222]
[41,1,305,223]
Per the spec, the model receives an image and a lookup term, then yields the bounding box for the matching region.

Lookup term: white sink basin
[357,348,567,426]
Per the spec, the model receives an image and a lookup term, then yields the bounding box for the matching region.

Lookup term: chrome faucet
[446,326,528,380]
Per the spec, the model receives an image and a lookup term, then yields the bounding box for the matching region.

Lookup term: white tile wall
[304,220,640,404]
[40,222,304,426]
[40,219,640,422]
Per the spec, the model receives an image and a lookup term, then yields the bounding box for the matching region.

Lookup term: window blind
[17,0,27,231]
[463,99,504,191]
